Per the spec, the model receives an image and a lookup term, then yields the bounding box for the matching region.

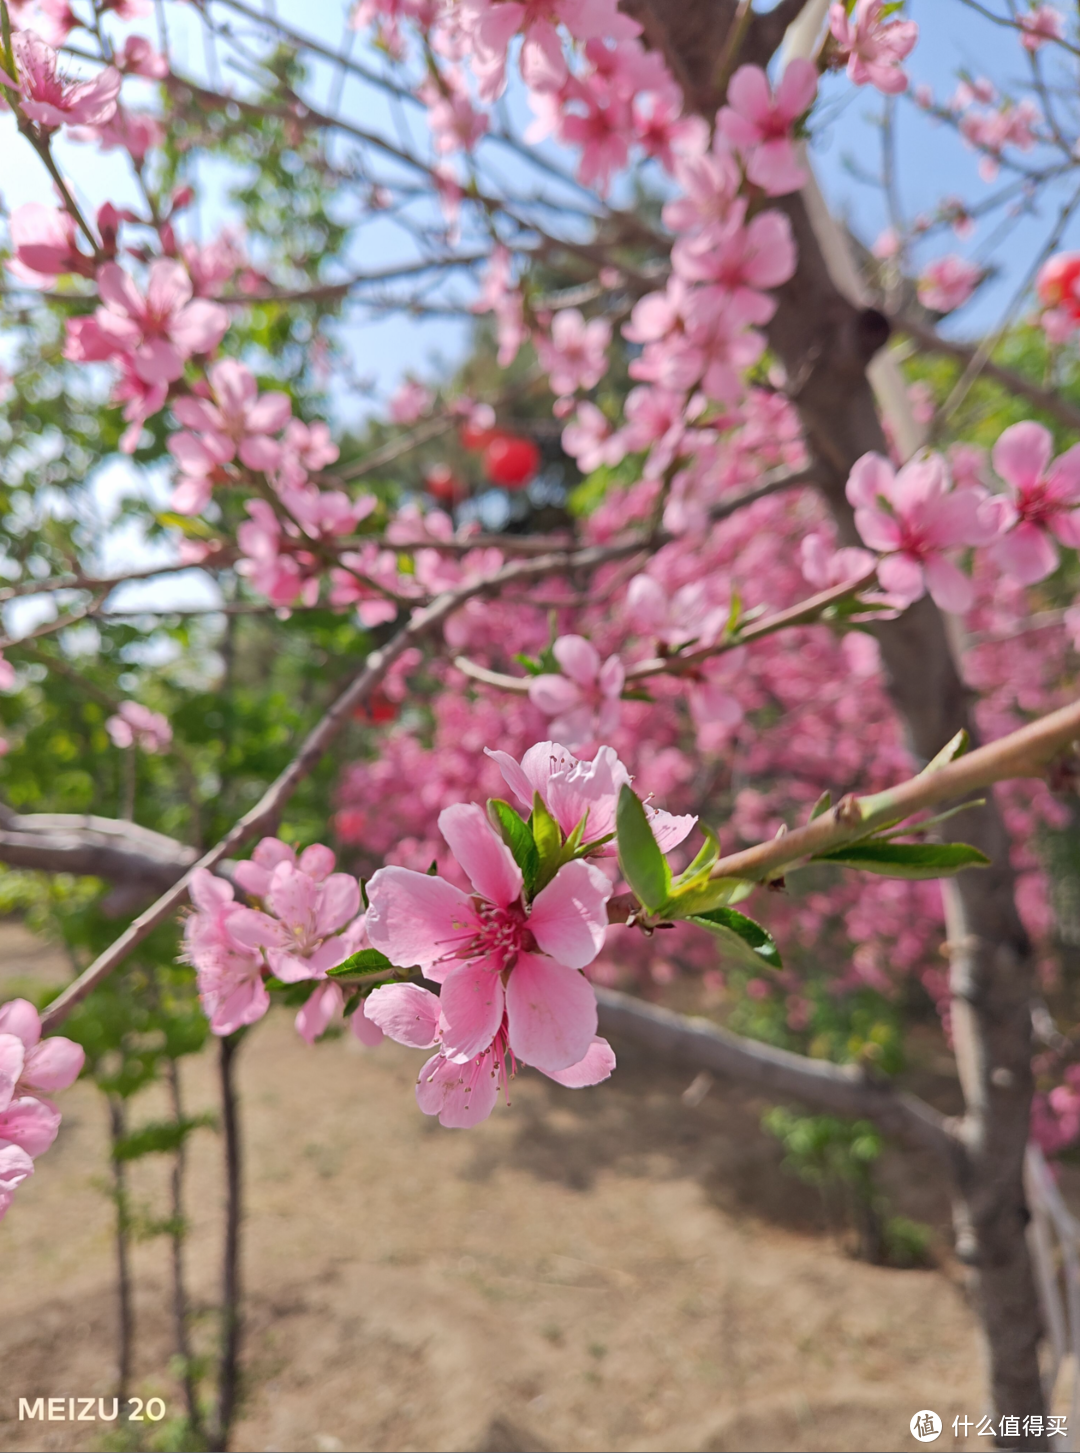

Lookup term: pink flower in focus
[987,421,1080,584]
[106,700,172,752]
[529,635,624,748]
[717,60,817,196]
[535,309,611,398]
[846,451,994,612]
[0,997,84,1220]
[5,31,121,129]
[828,0,918,95]
[916,254,981,313]
[485,740,696,857]
[365,802,612,1072]
[1019,6,1064,51]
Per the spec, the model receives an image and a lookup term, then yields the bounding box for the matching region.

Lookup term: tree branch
[0,808,196,887]
[894,314,1080,435]
[594,987,955,1159]
[36,537,651,1032]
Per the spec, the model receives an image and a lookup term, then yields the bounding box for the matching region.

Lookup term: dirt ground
[0,921,1050,1453]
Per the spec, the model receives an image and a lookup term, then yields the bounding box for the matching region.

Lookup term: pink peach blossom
[1019,6,1064,51]
[535,309,611,397]
[105,701,172,752]
[485,741,696,857]
[184,870,270,1035]
[68,260,228,386]
[846,451,994,612]
[5,31,121,129]
[367,985,616,1127]
[988,421,1080,584]
[528,634,624,747]
[829,0,918,95]
[365,802,612,1072]
[717,60,817,196]
[916,254,981,313]
[227,851,362,983]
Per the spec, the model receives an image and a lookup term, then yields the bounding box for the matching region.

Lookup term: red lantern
[459,420,496,450]
[1037,253,1080,319]
[483,432,540,489]
[423,463,465,504]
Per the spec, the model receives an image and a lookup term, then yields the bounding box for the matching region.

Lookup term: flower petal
[364,866,478,977]
[365,983,441,1048]
[505,953,597,1073]
[438,962,505,1062]
[415,1050,500,1128]
[541,1035,616,1087]
[529,859,611,969]
[438,802,522,907]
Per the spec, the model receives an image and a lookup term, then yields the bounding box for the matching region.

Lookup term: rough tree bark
[623,0,1048,1437]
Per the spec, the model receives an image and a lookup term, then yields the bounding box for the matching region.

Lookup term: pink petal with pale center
[22,1037,84,1093]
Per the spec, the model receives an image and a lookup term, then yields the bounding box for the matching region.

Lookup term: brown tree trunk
[623,2,1047,1439]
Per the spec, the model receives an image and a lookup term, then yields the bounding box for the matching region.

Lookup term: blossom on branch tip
[4,31,121,129]
[828,1,918,95]
[986,422,1080,584]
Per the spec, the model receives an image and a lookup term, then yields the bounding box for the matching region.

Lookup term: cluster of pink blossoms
[0,1000,84,1220]
[183,839,383,1046]
[361,741,693,1126]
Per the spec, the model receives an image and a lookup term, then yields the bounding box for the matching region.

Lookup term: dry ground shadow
[0,922,1040,1452]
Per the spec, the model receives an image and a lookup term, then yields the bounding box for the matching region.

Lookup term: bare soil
[0,922,1035,1452]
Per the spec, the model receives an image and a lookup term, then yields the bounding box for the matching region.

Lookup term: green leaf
[328,947,397,979]
[488,797,539,895]
[671,822,720,889]
[810,791,832,821]
[512,653,545,676]
[812,841,990,879]
[688,906,781,969]
[616,784,670,912]
[921,729,969,775]
[530,792,563,892]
